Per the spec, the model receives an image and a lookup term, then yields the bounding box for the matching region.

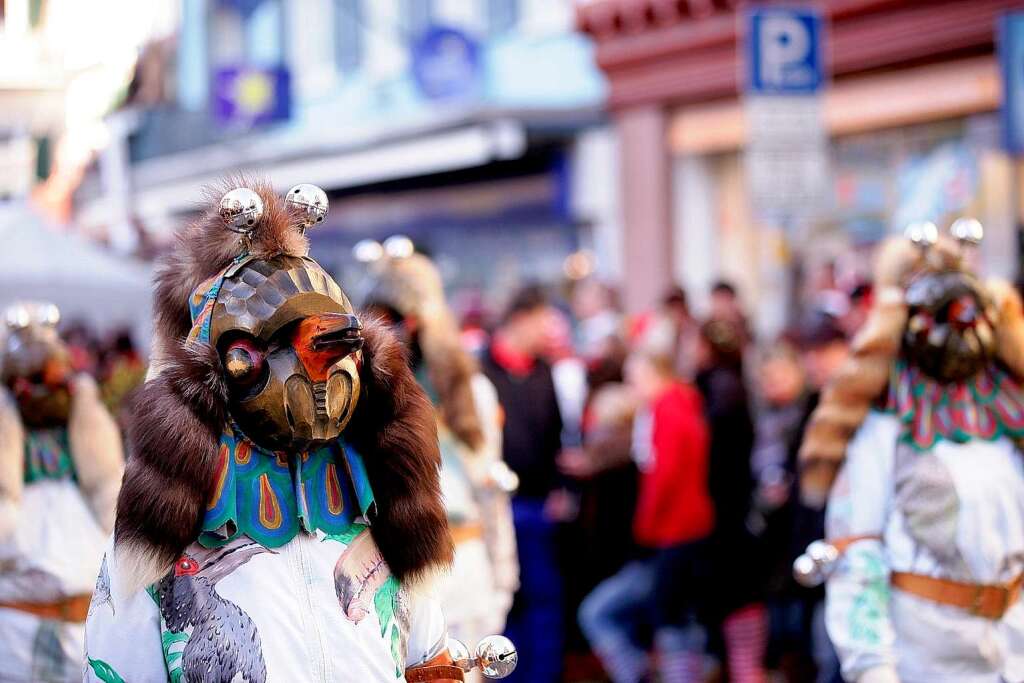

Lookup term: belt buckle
[971,584,1010,619]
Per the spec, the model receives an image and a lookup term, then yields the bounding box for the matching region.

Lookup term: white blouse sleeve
[404,594,449,668]
[824,412,899,683]
[84,543,167,682]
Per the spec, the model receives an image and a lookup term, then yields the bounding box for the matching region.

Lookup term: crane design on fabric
[328,524,411,678]
[152,539,271,683]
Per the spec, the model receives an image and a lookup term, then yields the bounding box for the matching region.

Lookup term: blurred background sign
[1000,12,1024,154]
[213,64,291,126]
[744,5,829,220]
[411,25,482,102]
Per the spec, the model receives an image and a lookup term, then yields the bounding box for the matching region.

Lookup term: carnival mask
[902,219,995,383]
[2,302,72,428]
[209,255,364,452]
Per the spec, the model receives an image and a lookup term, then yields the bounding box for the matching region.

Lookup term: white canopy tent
[0,202,153,347]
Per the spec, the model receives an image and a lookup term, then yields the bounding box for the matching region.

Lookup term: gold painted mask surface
[210,256,363,451]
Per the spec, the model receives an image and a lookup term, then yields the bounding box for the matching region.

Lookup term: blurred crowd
[455,271,867,683]
[51,323,146,419]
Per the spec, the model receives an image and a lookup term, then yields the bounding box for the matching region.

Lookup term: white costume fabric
[437,374,518,647]
[825,411,1024,683]
[85,529,448,683]
[0,478,107,682]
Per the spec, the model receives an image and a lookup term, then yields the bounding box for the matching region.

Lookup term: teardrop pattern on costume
[884,359,1024,450]
[326,463,344,516]
[199,423,375,550]
[258,474,283,530]
[208,443,231,511]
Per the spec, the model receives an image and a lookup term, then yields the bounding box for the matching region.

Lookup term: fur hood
[363,253,484,451]
[0,374,123,539]
[117,180,452,591]
[799,236,1024,504]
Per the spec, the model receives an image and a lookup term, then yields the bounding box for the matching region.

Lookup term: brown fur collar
[346,318,454,582]
[0,388,24,540]
[421,326,485,452]
[116,319,452,591]
[67,374,124,533]
[799,237,1024,505]
[114,341,226,591]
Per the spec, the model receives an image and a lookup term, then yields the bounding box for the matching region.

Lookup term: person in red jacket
[579,350,714,683]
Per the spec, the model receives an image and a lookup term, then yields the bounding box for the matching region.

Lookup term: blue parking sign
[746,7,825,95]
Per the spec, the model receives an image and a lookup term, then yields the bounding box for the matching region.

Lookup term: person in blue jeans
[481,286,566,683]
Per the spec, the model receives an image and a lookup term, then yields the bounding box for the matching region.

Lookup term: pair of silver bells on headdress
[447,635,518,678]
[219,184,329,233]
[905,217,984,249]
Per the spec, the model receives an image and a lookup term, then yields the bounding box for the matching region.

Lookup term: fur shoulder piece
[68,374,124,534]
[344,317,454,583]
[0,388,24,540]
[153,177,309,350]
[114,342,227,593]
[799,237,919,505]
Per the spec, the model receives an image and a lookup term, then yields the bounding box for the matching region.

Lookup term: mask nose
[291,313,363,382]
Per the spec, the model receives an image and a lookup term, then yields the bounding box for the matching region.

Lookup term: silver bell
[476,635,518,679]
[219,188,264,234]
[793,553,823,587]
[489,461,520,494]
[4,302,60,330]
[285,183,329,230]
[792,539,840,588]
[904,221,938,249]
[807,539,839,567]
[447,638,474,672]
[950,217,983,247]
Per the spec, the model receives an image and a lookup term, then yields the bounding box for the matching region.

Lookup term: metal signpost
[743,5,829,338]
[744,5,828,220]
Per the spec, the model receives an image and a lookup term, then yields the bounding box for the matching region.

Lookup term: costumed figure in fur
[362,247,520,680]
[794,220,1024,683]
[84,182,517,683]
[0,301,123,682]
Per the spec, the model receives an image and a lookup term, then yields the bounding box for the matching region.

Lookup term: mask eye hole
[223,338,264,386]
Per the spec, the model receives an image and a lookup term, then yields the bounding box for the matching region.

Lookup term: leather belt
[450,522,484,546]
[404,665,465,682]
[891,571,1023,620]
[406,652,465,682]
[0,594,92,622]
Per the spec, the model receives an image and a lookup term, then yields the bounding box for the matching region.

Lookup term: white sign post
[743,6,829,338]
[744,6,829,221]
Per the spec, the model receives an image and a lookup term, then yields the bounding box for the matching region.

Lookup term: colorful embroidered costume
[0,302,123,682]
[84,182,470,683]
[798,228,1024,683]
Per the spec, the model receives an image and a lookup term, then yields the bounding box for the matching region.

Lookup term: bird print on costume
[89,555,113,618]
[153,538,270,683]
[330,524,413,676]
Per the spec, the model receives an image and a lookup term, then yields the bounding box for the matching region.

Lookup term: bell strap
[405,651,466,682]
[831,534,882,554]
